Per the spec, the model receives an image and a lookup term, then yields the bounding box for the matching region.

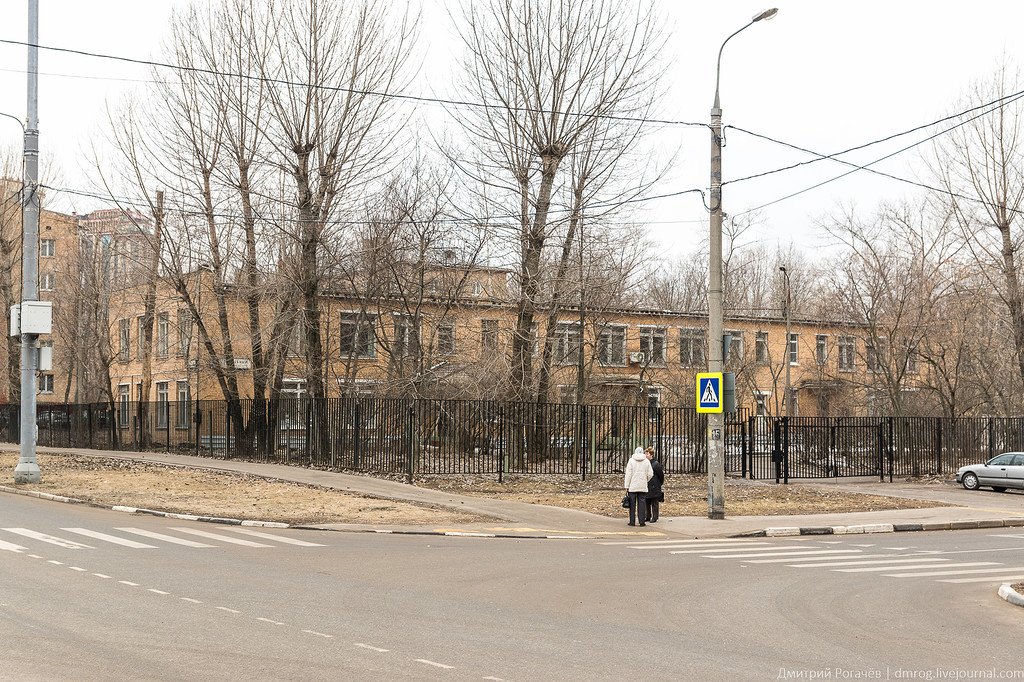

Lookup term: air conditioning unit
[628,351,645,364]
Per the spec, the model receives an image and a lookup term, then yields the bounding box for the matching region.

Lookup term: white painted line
[670,545,809,555]
[47,560,63,565]
[941,574,1024,584]
[168,528,272,547]
[117,528,215,548]
[747,554,900,564]
[119,581,139,586]
[62,528,157,549]
[92,573,111,579]
[215,607,240,614]
[0,539,26,553]
[835,562,998,573]
[599,539,759,546]
[257,618,286,626]
[228,529,326,546]
[988,534,1024,539]
[703,550,864,559]
[27,554,42,559]
[302,630,333,638]
[883,547,910,551]
[630,542,767,550]
[3,528,92,549]
[181,598,203,604]
[789,558,948,568]
[353,643,389,653]
[850,544,876,547]
[545,535,592,539]
[889,566,1024,578]
[69,567,86,572]
[147,589,169,595]
[415,659,454,669]
[483,677,506,681]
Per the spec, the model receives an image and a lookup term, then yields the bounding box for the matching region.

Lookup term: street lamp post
[707,8,778,519]
[780,265,793,417]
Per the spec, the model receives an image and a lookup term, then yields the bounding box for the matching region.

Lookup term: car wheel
[962,472,980,491]
[993,486,1008,493]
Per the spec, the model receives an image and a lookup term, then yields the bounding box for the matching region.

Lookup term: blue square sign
[696,372,723,414]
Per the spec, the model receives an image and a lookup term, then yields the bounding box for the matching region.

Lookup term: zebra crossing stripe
[228,529,325,546]
[747,554,900,564]
[116,528,215,547]
[888,566,1024,578]
[169,528,272,547]
[0,539,26,553]
[669,545,809,555]
[788,557,947,568]
[631,542,766,550]
[3,528,92,549]
[699,549,863,559]
[833,562,998,573]
[599,539,758,546]
[61,528,157,549]
[939,574,1024,583]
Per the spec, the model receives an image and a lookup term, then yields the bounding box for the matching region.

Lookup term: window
[646,387,661,421]
[176,381,190,429]
[177,309,192,357]
[788,333,799,365]
[557,385,577,405]
[838,335,856,372]
[118,319,130,362]
[38,374,54,393]
[118,384,130,427]
[866,337,887,373]
[156,382,169,429]
[754,390,770,417]
[905,346,919,375]
[679,328,706,367]
[755,332,769,364]
[816,335,828,366]
[437,320,455,356]
[157,313,170,358]
[555,323,582,365]
[597,325,626,366]
[340,313,377,359]
[481,319,498,351]
[639,327,667,365]
[40,272,54,291]
[40,239,55,257]
[392,316,419,358]
[724,330,743,364]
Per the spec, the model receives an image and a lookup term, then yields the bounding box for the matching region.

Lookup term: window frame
[755,331,769,364]
[639,326,667,366]
[597,324,627,367]
[679,327,707,367]
[340,312,378,359]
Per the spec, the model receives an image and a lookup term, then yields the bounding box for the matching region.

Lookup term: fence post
[225,402,232,459]
[877,419,884,482]
[406,404,415,485]
[741,418,748,479]
[989,417,995,460]
[580,404,587,482]
[772,418,782,484]
[888,416,894,483]
[935,416,942,475]
[353,402,361,470]
[782,416,789,484]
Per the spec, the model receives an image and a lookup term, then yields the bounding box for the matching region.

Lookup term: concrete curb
[998,583,1024,607]
[0,483,599,540]
[733,517,1024,538]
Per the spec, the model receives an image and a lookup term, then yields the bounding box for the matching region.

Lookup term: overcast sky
[0,1,1022,263]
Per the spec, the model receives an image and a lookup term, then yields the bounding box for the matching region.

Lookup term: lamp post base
[14,459,40,484]
[708,511,725,520]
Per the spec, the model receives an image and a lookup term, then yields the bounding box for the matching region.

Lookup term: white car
[956,452,1024,492]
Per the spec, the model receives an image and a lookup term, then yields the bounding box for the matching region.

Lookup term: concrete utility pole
[707,7,777,519]
[780,265,793,417]
[14,0,41,484]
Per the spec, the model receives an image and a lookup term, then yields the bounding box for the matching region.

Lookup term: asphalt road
[2,494,1023,681]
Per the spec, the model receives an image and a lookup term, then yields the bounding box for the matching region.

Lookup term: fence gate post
[935,417,942,475]
[888,417,894,483]
[406,404,415,485]
[580,404,588,482]
[782,416,789,484]
[989,417,995,460]
[772,418,782,484]
[353,402,361,470]
[877,420,884,482]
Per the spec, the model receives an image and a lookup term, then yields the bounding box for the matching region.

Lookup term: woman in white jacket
[624,447,654,526]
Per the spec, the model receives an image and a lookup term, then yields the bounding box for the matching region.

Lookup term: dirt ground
[0,453,951,524]
[0,453,482,526]
[408,473,951,517]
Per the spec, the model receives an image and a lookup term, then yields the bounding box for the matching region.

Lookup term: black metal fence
[9,400,1023,481]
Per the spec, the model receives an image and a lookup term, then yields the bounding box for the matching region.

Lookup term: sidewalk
[7,445,1024,539]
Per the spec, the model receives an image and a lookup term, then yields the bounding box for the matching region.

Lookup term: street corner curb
[0,484,86,505]
[998,583,1024,608]
[297,527,598,540]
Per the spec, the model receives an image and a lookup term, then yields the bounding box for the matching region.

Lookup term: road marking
[889,566,1024,577]
[47,560,63,565]
[69,567,86,572]
[119,581,139,586]
[0,539,26,553]
[670,545,810,555]
[3,528,92,549]
[883,547,911,551]
[147,589,169,595]
[181,598,203,604]
[789,558,948,568]
[62,528,157,549]
[117,528,215,547]
[302,630,333,638]
[415,659,454,669]
[599,539,756,546]
[987,534,1024,540]
[28,554,42,559]
[92,573,111,579]
[168,528,272,547]
[850,544,876,547]
[939,574,1024,583]
[483,677,506,681]
[257,617,286,626]
[631,542,766,550]
[702,550,864,559]
[353,643,389,653]
[746,554,900,564]
[834,562,998,573]
[228,529,326,546]
[215,607,240,614]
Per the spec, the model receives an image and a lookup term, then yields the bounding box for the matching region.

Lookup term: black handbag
[621,494,630,509]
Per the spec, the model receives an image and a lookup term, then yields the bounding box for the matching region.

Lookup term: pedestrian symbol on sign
[695,372,723,414]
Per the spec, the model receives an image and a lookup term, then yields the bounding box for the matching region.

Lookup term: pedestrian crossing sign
[696,373,723,413]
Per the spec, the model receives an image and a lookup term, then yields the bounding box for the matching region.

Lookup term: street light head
[753,8,779,22]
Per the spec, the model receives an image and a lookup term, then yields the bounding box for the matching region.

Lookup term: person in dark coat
[644,446,664,523]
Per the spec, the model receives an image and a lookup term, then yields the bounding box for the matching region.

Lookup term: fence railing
[9,400,1020,481]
